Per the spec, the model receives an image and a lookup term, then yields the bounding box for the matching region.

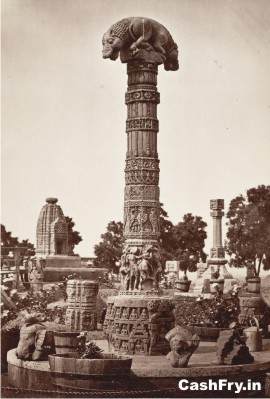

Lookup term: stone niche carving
[102,17,179,71]
[124,205,160,238]
[104,296,175,356]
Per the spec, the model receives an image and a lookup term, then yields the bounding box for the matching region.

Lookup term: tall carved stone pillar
[207,199,233,293]
[124,62,160,253]
[102,17,178,355]
[209,199,226,260]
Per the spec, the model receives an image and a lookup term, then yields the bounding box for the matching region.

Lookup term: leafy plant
[1,284,66,328]
[65,216,82,255]
[173,213,207,277]
[226,185,270,276]
[77,333,103,359]
[174,292,240,328]
[94,221,124,272]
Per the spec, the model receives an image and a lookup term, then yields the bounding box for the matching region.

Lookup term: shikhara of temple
[102,17,179,293]
[102,17,178,356]
[36,197,70,257]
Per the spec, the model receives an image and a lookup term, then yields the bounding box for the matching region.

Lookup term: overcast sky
[2,0,270,268]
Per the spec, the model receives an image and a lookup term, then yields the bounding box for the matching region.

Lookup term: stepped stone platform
[7,341,270,397]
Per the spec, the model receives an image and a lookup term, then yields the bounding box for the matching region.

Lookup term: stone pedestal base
[103,292,175,356]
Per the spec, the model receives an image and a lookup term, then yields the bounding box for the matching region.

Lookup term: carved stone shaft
[208,199,226,262]
[124,62,160,250]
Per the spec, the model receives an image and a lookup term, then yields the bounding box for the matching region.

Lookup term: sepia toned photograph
[1,0,270,398]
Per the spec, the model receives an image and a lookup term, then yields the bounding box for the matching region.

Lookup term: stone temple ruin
[36,197,101,282]
[102,17,179,355]
[36,197,70,257]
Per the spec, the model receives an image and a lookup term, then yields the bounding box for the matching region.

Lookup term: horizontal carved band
[124,200,159,207]
[124,204,160,237]
[211,210,224,218]
[126,117,159,132]
[127,62,158,73]
[125,90,160,104]
[125,158,159,171]
[125,185,159,201]
[125,233,160,239]
[125,170,159,185]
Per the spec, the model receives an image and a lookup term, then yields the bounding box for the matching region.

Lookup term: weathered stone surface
[28,257,44,291]
[261,275,270,306]
[120,61,163,291]
[244,326,263,352]
[216,329,254,365]
[102,18,178,356]
[16,317,53,361]
[36,198,69,257]
[238,292,264,324]
[103,18,178,293]
[7,344,270,386]
[165,325,200,367]
[104,294,175,355]
[207,199,229,292]
[102,17,179,71]
[65,280,99,331]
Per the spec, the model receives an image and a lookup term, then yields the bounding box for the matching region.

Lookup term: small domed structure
[36,198,69,256]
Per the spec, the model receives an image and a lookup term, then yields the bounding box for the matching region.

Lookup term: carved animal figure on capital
[102,17,179,71]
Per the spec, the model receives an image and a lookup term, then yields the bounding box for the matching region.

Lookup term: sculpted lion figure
[102,17,179,71]
[165,326,200,368]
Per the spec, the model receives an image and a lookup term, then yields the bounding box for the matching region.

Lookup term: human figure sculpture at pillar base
[119,244,162,292]
[102,17,179,70]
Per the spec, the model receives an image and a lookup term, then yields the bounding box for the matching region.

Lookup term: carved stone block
[104,295,175,356]
[65,280,98,331]
[165,326,200,368]
[210,199,224,211]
